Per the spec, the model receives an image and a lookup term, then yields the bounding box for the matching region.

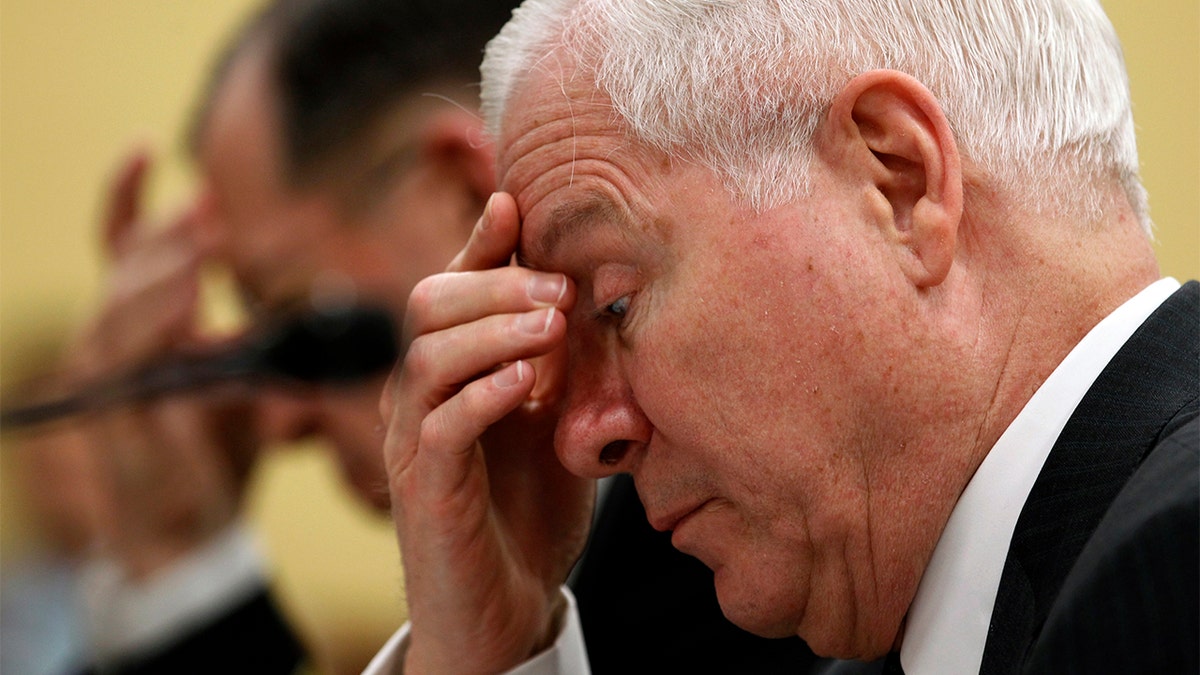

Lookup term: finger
[403,307,567,397]
[405,267,574,338]
[526,341,569,409]
[119,197,209,307]
[108,229,201,307]
[103,148,153,257]
[446,192,521,273]
[391,360,537,498]
[80,220,206,371]
[385,307,566,484]
[85,256,202,370]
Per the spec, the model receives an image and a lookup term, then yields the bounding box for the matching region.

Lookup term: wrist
[404,588,569,675]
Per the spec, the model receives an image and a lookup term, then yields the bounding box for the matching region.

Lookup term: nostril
[599,441,627,466]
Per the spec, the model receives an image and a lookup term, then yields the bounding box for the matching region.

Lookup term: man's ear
[418,108,497,212]
[824,70,963,288]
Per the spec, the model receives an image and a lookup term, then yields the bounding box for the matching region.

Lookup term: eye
[590,263,640,329]
[605,295,631,317]
[593,293,633,327]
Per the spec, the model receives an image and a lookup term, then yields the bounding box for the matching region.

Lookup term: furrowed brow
[518,196,626,269]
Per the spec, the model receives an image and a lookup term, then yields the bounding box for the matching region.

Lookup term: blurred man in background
[14,1,509,671]
[9,0,816,672]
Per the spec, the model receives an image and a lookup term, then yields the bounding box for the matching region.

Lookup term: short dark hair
[190,0,516,192]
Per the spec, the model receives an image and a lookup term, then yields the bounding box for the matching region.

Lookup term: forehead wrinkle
[500,104,616,182]
[499,70,621,188]
[503,71,664,271]
[510,150,638,229]
[507,135,655,271]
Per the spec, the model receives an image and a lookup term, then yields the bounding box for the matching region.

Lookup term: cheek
[631,283,818,536]
[632,243,874,537]
[635,257,825,458]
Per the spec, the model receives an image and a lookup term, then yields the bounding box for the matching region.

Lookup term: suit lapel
[981,282,1199,675]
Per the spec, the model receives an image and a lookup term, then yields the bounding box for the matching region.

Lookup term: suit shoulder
[1024,418,1198,674]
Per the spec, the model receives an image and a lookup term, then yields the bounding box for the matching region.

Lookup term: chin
[338,459,391,512]
[794,608,896,661]
[360,484,392,512]
[712,564,806,639]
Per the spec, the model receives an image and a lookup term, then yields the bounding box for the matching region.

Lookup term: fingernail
[519,307,555,334]
[493,360,525,387]
[527,273,566,304]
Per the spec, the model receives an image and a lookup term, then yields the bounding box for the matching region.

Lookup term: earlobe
[826,70,963,288]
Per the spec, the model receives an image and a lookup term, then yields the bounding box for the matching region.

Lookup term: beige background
[1,1,1197,673]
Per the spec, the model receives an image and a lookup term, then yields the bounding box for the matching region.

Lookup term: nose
[256,387,322,444]
[553,333,651,479]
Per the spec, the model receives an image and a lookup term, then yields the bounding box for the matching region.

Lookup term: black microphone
[0,305,399,429]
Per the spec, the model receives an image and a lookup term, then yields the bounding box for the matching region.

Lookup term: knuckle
[407,275,440,312]
[379,379,396,421]
[416,414,446,453]
[401,335,436,381]
[404,274,452,337]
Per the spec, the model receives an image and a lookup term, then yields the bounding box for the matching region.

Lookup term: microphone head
[255,305,400,384]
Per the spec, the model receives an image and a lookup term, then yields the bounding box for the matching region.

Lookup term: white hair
[481,0,1149,232]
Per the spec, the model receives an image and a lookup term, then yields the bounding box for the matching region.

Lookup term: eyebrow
[519,195,629,269]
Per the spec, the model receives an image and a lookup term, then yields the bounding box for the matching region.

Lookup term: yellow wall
[1106,1,1200,279]
[0,1,1196,673]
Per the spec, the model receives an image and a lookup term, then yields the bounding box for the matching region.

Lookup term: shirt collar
[899,277,1181,675]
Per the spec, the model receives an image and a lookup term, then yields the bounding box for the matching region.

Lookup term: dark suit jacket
[980,281,1199,674]
[84,588,305,675]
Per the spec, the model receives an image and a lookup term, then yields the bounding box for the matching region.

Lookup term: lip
[648,499,712,533]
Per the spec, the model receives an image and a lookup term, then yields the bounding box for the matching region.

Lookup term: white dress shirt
[365,278,1181,675]
[899,277,1180,674]
[361,587,591,675]
[79,521,268,664]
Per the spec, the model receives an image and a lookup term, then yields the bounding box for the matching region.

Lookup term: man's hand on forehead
[379,190,591,673]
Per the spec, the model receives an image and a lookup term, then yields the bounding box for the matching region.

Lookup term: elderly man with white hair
[368,0,1198,673]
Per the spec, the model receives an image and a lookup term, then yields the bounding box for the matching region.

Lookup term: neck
[873,193,1160,655]
[966,202,1160,465]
